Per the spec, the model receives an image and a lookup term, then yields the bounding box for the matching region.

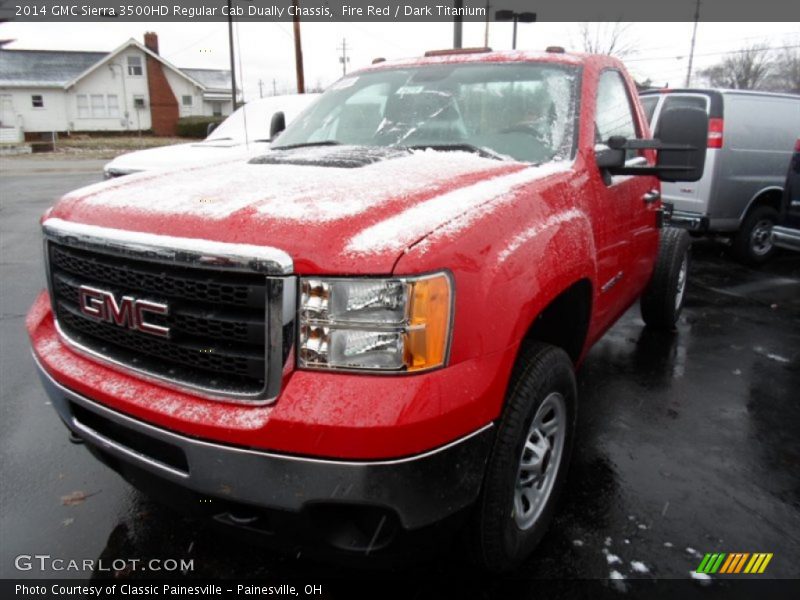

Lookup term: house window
[31,95,44,108]
[107,94,120,118]
[90,94,106,117]
[133,96,146,109]
[127,55,143,76]
[76,95,89,118]
[212,102,223,117]
[182,95,193,107]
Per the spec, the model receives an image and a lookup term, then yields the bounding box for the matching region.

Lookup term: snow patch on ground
[606,553,623,565]
[572,539,584,547]
[630,561,649,573]
[690,572,712,585]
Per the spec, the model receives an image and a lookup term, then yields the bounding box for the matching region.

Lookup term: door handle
[642,190,661,204]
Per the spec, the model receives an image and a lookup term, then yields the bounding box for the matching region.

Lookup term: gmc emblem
[77,285,170,338]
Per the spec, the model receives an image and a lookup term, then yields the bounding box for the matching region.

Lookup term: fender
[395,169,597,366]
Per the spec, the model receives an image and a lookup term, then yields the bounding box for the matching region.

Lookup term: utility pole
[292,0,305,93]
[258,79,264,98]
[685,0,701,87]
[453,1,463,48]
[226,0,238,110]
[337,38,351,76]
[272,78,277,96]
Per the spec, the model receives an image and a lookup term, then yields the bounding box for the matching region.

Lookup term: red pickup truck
[27,49,706,570]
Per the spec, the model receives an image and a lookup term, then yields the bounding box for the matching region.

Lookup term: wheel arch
[519,278,593,365]
[739,186,784,224]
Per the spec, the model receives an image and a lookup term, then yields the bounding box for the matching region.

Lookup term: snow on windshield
[275,63,578,163]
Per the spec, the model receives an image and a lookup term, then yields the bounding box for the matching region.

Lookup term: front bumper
[34,355,493,531]
[772,225,800,252]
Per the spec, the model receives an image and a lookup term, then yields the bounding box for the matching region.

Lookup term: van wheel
[641,227,691,330]
[474,342,576,572]
[730,205,779,265]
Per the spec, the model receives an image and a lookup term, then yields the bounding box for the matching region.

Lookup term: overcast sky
[1,21,797,98]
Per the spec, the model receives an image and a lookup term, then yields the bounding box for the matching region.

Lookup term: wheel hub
[513,392,567,530]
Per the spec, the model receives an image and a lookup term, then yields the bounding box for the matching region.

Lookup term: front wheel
[641,227,691,330]
[473,342,577,572]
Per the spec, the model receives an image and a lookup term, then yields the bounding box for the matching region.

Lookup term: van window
[640,95,658,125]
[662,95,708,114]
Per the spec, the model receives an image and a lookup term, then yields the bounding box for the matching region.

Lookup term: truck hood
[103,140,271,175]
[52,146,566,274]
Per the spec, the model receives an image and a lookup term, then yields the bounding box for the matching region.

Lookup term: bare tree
[698,44,772,90]
[576,22,638,59]
[767,44,800,93]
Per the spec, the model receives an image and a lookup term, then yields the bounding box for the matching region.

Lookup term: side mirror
[206,122,217,137]
[653,106,708,182]
[270,111,286,140]
[597,107,708,182]
[595,142,625,169]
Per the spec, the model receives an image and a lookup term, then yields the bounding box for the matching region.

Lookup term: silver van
[640,89,800,264]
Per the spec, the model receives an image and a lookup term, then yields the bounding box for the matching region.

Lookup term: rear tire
[641,227,691,330]
[473,342,576,572]
[729,205,779,265]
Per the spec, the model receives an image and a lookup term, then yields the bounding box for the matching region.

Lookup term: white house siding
[202,99,233,117]
[162,68,203,118]
[67,49,152,132]
[0,87,69,133]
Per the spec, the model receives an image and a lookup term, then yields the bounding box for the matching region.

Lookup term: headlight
[298,272,453,373]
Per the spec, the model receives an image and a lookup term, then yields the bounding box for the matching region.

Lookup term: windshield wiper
[272,140,342,150]
[406,143,509,161]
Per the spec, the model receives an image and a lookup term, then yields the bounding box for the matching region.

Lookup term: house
[0,32,235,141]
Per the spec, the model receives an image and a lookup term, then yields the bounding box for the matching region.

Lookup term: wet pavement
[1,162,798,593]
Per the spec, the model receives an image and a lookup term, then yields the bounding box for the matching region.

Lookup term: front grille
[48,242,271,398]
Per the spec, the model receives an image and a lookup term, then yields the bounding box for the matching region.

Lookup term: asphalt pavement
[1,159,798,595]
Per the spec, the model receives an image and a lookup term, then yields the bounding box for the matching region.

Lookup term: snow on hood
[104,140,271,173]
[53,148,570,273]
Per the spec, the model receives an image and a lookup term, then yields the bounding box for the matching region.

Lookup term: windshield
[274,63,579,163]
[206,95,318,143]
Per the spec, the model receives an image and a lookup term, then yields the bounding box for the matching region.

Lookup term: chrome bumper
[34,356,493,530]
[668,209,709,232]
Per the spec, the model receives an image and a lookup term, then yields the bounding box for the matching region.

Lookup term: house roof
[181,68,232,92]
[0,49,107,87]
[0,41,232,98]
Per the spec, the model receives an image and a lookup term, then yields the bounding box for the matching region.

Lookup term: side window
[127,55,143,77]
[596,70,639,160]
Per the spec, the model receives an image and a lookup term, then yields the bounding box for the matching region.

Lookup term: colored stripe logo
[696,553,773,574]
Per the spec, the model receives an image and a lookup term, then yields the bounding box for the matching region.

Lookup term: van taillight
[794,138,800,152]
[708,118,724,149]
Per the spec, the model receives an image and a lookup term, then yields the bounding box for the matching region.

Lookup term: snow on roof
[182,68,233,91]
[0,45,232,92]
[0,49,106,87]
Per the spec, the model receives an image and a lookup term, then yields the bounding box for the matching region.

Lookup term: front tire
[641,227,691,330]
[474,342,576,572]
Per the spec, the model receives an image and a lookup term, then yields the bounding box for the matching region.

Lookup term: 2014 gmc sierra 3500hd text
[26,49,707,570]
